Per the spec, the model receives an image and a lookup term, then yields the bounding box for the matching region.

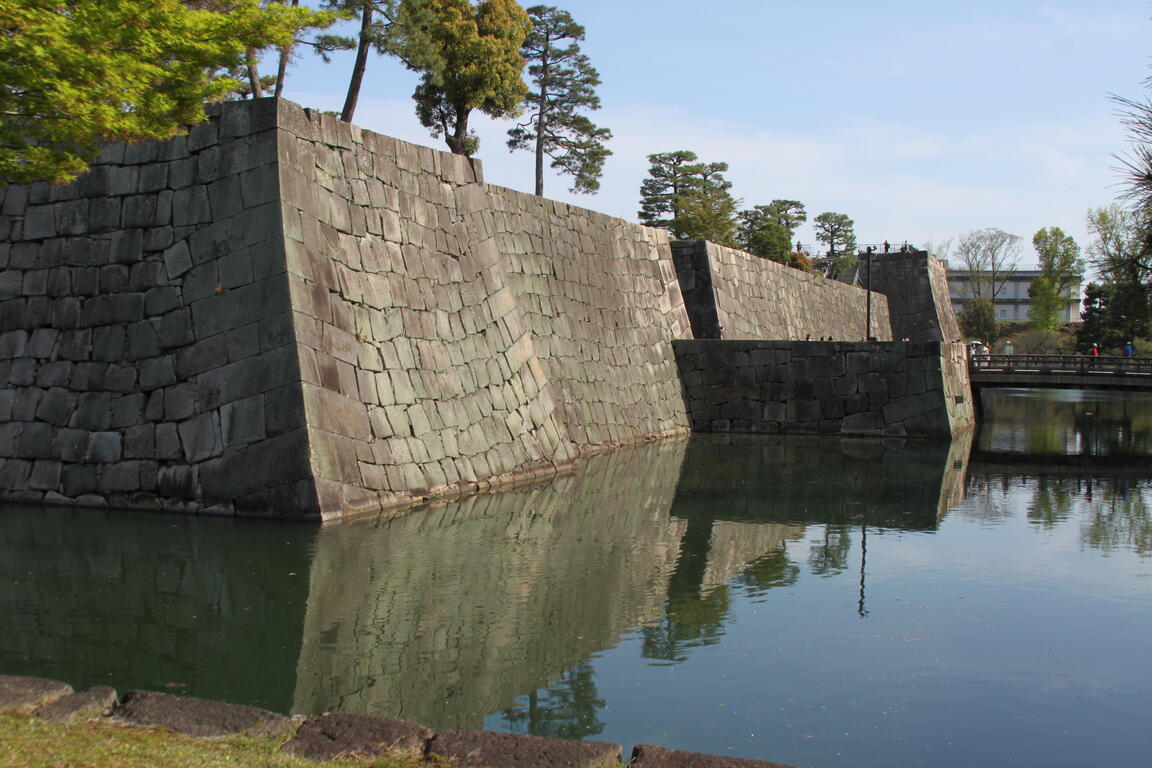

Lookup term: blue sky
[279,1,1152,268]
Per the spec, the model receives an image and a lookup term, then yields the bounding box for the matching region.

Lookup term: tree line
[635,150,857,276]
[1,0,611,198]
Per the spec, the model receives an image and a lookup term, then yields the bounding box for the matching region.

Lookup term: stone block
[281,713,431,761]
[178,412,223,462]
[113,690,285,738]
[86,431,122,463]
[428,730,621,768]
[220,395,266,448]
[35,686,118,723]
[0,676,73,712]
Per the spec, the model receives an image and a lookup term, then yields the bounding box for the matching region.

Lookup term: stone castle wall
[0,98,965,520]
[671,240,892,341]
[673,340,975,438]
[867,250,961,342]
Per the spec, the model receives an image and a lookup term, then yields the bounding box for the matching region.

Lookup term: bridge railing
[969,354,1152,376]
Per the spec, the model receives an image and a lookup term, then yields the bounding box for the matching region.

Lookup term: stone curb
[0,675,798,768]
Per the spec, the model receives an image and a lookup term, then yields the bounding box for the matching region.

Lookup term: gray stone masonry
[674,339,974,438]
[672,240,893,341]
[0,97,963,519]
[866,250,961,342]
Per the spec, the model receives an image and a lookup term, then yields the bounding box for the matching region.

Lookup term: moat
[2,388,1150,768]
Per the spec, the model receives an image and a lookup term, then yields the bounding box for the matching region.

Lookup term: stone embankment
[0,674,796,768]
[674,340,974,438]
[0,96,970,520]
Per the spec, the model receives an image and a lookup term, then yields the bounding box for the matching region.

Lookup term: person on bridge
[1091,343,1100,357]
[1125,341,1134,358]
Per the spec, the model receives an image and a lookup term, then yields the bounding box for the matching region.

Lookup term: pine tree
[507,6,611,195]
[637,151,737,241]
[737,200,807,262]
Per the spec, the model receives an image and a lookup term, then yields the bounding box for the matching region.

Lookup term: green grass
[0,711,429,768]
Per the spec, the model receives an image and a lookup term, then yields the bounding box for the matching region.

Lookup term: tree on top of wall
[813,211,857,278]
[410,0,532,156]
[0,0,331,184]
[637,151,738,242]
[507,5,611,196]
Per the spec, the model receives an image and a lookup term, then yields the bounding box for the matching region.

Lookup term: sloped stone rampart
[867,250,961,342]
[0,97,963,519]
[674,340,974,438]
[275,101,691,516]
[671,240,892,341]
[0,101,313,516]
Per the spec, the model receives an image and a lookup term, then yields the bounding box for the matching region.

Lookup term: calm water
[2,388,1151,768]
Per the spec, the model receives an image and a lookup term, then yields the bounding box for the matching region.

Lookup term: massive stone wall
[0,99,694,519]
[275,101,691,516]
[673,340,975,438]
[0,103,312,516]
[0,98,965,520]
[670,240,892,341]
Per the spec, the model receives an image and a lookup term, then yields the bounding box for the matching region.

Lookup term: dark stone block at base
[631,744,798,768]
[429,729,621,768]
[0,674,72,711]
[35,685,118,723]
[281,712,431,761]
[113,689,285,737]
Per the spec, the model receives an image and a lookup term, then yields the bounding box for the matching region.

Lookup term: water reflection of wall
[673,433,971,527]
[292,438,814,729]
[977,389,1152,458]
[0,506,315,712]
[292,440,689,727]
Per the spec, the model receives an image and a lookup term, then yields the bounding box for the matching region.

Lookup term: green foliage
[960,297,998,344]
[1085,204,1151,285]
[1077,280,1151,352]
[675,184,740,245]
[637,151,738,241]
[736,201,806,262]
[1028,275,1063,331]
[738,218,792,262]
[410,0,531,156]
[1029,226,1083,331]
[507,5,611,195]
[637,150,701,231]
[318,0,439,123]
[813,211,856,277]
[0,0,328,184]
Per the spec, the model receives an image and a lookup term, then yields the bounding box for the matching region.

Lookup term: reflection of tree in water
[641,517,730,663]
[1027,476,1075,529]
[808,524,852,576]
[958,474,1018,522]
[736,548,800,596]
[1081,481,1152,556]
[499,661,605,740]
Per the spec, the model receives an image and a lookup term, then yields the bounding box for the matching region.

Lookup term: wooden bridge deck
[969,354,1152,391]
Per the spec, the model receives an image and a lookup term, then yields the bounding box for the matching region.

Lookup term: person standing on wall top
[883,240,890,253]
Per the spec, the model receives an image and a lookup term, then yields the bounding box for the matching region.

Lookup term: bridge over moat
[969,354,1152,392]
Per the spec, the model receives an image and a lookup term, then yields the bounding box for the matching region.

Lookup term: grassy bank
[0,711,427,768]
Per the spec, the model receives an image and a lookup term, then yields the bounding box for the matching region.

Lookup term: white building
[947,269,1081,323]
